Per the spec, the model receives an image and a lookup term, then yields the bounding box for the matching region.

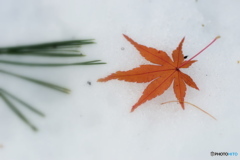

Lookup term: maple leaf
[98,34,220,112]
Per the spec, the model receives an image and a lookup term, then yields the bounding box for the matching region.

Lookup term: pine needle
[0,93,38,131]
[0,39,102,62]
[0,39,94,54]
[161,101,217,120]
[0,38,105,131]
[2,53,86,57]
[0,69,70,93]
[0,60,106,67]
[0,88,45,117]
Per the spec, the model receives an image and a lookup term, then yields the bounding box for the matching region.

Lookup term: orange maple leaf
[98,34,220,112]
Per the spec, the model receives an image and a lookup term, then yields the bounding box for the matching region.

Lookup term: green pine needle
[0,39,95,57]
[1,53,86,57]
[0,69,70,93]
[0,88,45,117]
[0,38,105,131]
[0,60,106,66]
[0,39,95,51]
[0,92,38,131]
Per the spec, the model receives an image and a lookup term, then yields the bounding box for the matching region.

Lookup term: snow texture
[0,0,239,160]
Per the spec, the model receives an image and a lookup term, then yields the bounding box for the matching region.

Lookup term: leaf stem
[179,36,220,68]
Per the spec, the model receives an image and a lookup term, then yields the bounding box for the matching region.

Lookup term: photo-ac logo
[210,151,238,156]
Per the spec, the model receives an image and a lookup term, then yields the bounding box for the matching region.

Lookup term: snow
[0,0,239,159]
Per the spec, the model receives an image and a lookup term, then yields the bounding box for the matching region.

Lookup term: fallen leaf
[98,34,220,112]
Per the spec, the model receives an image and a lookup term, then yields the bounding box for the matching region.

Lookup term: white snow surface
[0,0,239,160]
